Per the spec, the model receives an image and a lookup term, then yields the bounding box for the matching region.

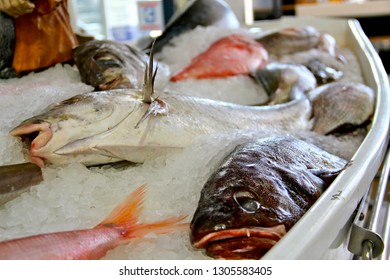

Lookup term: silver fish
[10,91,311,168]
[252,62,316,105]
[309,82,375,134]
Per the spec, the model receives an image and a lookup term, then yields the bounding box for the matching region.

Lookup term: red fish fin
[94,184,146,228]
[124,216,188,239]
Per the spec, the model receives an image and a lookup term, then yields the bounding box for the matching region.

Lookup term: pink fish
[170,34,268,82]
[0,185,186,260]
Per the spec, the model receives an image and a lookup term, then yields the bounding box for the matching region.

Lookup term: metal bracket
[348,148,390,259]
[348,222,384,259]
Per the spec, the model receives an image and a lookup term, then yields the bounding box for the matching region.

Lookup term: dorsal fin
[142,40,158,104]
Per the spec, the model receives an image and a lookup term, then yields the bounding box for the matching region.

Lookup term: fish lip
[192,224,286,259]
[10,121,53,168]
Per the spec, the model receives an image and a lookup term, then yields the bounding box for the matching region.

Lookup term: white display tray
[251,17,390,259]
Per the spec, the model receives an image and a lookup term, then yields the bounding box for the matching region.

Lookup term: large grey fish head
[10,90,144,167]
[74,40,148,90]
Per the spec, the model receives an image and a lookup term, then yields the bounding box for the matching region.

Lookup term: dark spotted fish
[309,82,375,135]
[190,136,347,259]
[73,40,169,91]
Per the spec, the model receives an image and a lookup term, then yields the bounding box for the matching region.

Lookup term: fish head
[74,40,148,90]
[190,161,309,259]
[9,90,144,167]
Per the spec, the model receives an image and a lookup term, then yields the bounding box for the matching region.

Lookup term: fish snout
[10,121,53,168]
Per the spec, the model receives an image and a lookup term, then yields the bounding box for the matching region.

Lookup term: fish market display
[0,185,186,259]
[73,40,170,91]
[309,82,375,134]
[170,34,268,81]
[143,0,239,54]
[252,62,316,104]
[190,136,348,259]
[0,15,383,261]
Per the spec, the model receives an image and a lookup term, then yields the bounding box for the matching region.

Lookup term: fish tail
[95,184,187,239]
[123,216,188,239]
[95,184,146,228]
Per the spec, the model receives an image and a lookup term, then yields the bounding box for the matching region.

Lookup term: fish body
[0,162,43,204]
[0,186,186,260]
[73,40,170,90]
[145,0,239,54]
[190,136,347,259]
[309,82,375,134]
[10,89,312,167]
[304,59,343,85]
[171,34,268,82]
[170,34,268,82]
[252,62,316,104]
[256,26,336,57]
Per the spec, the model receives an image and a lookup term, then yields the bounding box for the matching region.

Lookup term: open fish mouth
[10,121,52,168]
[192,224,286,259]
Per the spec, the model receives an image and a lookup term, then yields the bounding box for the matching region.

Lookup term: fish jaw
[10,122,52,168]
[192,225,286,260]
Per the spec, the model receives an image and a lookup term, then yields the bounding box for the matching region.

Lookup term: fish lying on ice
[10,55,312,168]
[256,26,336,57]
[0,162,43,204]
[252,62,316,105]
[170,34,268,82]
[304,59,343,85]
[309,82,375,134]
[73,40,170,91]
[190,136,348,259]
[143,0,239,54]
[0,185,186,260]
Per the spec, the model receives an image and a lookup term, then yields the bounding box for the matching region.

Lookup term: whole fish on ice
[256,26,336,57]
[170,34,268,82]
[252,62,316,105]
[10,53,312,167]
[190,136,347,259]
[309,81,375,134]
[143,0,239,54]
[73,40,170,91]
[0,185,186,260]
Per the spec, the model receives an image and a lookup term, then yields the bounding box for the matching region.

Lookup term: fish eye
[233,190,261,213]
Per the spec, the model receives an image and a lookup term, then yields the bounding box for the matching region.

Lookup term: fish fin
[134,97,169,129]
[142,40,157,104]
[309,161,351,186]
[95,184,187,239]
[123,216,188,239]
[95,184,146,228]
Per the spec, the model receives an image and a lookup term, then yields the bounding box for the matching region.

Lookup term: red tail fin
[95,184,187,239]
